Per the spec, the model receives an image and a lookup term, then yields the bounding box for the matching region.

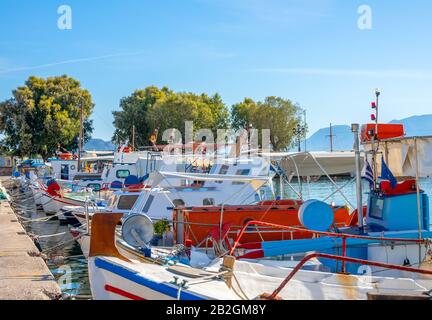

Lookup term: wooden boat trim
[89,212,129,261]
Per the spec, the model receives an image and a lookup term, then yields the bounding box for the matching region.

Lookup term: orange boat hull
[173,200,351,247]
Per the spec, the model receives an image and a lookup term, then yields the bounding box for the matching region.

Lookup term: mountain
[389,114,432,137]
[84,138,115,151]
[304,114,432,151]
[303,125,353,152]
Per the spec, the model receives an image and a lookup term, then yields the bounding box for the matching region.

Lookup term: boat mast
[371,88,380,189]
[132,124,136,151]
[77,102,84,172]
[352,123,364,231]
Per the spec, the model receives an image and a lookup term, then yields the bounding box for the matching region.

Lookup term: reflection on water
[22,207,90,297]
[22,177,432,298]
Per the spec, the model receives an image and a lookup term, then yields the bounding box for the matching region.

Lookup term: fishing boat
[38,179,102,214]
[87,122,432,300]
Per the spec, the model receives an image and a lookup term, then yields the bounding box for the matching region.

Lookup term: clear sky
[1,0,432,141]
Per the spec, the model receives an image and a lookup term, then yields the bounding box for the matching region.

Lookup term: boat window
[87,183,101,191]
[105,168,110,178]
[176,164,185,172]
[215,165,229,184]
[233,169,250,185]
[116,169,130,179]
[173,199,185,207]
[117,194,139,210]
[219,165,229,174]
[203,198,215,206]
[60,164,69,180]
[142,195,155,213]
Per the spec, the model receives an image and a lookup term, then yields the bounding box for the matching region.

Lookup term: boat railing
[262,251,432,300]
[84,198,99,236]
[230,220,428,272]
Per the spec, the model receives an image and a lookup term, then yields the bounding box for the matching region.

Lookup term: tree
[147,92,229,143]
[0,75,94,159]
[112,86,170,146]
[112,87,229,146]
[231,96,303,151]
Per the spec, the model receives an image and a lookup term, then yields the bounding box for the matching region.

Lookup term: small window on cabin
[105,168,110,178]
[117,195,139,210]
[173,199,185,207]
[142,195,155,213]
[216,165,229,183]
[87,183,101,191]
[219,165,229,175]
[116,169,130,179]
[203,198,215,206]
[233,169,251,185]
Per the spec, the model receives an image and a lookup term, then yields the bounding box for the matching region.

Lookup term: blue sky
[1,0,432,141]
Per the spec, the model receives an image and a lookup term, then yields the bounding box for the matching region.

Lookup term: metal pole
[132,125,135,151]
[303,110,307,152]
[375,88,380,138]
[414,138,423,264]
[330,123,333,152]
[279,173,283,199]
[352,123,364,230]
[77,102,83,172]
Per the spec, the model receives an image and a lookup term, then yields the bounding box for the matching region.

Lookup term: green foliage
[0,75,94,158]
[112,86,170,146]
[112,87,229,146]
[231,97,303,151]
[153,219,170,236]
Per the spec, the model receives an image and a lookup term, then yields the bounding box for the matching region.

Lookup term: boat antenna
[77,101,84,172]
[370,88,381,189]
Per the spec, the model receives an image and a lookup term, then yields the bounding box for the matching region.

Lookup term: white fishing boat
[87,123,432,300]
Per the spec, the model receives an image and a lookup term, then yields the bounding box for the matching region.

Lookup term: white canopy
[363,136,432,178]
[263,151,361,177]
[81,155,114,162]
[150,171,271,190]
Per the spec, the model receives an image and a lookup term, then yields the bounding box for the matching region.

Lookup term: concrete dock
[0,184,62,299]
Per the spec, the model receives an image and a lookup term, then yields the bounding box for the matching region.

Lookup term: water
[21,207,90,298]
[21,177,432,298]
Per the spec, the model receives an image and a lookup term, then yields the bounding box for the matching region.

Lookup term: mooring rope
[19,210,65,223]
[30,231,68,239]
[42,234,82,254]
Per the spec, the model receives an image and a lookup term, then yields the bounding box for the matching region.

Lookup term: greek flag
[362,160,374,189]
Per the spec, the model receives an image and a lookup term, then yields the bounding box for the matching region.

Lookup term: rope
[19,210,65,223]
[42,234,82,254]
[30,231,68,239]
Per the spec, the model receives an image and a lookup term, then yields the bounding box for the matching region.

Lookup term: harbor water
[22,177,432,298]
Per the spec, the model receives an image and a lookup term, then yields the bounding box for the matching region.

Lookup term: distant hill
[303,114,432,151]
[84,114,432,152]
[84,138,115,151]
[389,114,432,137]
[303,125,353,152]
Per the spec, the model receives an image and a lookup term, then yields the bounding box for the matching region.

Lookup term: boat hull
[88,255,432,300]
[40,192,85,214]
